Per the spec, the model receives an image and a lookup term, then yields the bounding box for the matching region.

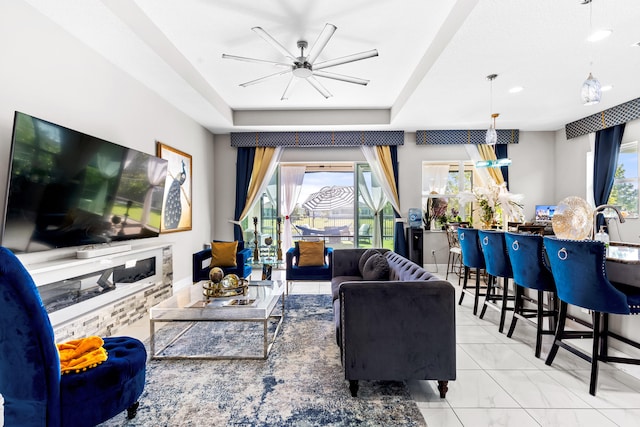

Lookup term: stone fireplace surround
[17,242,172,342]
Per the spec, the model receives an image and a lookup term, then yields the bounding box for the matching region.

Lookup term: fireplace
[39,257,156,314]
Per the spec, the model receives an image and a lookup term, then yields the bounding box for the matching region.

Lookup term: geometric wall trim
[565,97,640,140]
[230,130,404,147]
[415,129,519,145]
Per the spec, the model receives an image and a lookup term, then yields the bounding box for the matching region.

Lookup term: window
[422,161,474,227]
[356,163,394,249]
[246,162,395,250]
[608,141,639,219]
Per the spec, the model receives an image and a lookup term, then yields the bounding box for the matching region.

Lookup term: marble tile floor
[116,267,640,427]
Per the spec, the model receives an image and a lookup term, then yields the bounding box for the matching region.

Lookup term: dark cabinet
[407,227,423,265]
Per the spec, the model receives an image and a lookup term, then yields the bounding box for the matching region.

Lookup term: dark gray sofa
[331,248,456,398]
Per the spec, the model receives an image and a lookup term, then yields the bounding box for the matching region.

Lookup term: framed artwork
[156,141,192,233]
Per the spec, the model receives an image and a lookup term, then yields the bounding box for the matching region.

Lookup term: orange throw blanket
[57,336,108,374]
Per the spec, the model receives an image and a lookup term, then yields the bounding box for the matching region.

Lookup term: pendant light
[581,0,601,106]
[485,74,499,145]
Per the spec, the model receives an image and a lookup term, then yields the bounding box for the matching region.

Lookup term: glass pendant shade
[485,125,497,145]
[581,72,601,106]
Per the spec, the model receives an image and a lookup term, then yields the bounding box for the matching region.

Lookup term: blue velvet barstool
[478,230,515,333]
[543,237,640,396]
[457,228,487,315]
[505,232,557,358]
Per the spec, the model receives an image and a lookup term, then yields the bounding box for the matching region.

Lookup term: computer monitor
[535,205,556,223]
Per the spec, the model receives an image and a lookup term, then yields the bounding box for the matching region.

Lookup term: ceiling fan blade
[222,53,291,68]
[313,70,369,85]
[306,23,337,64]
[239,69,292,87]
[313,49,379,70]
[281,75,299,100]
[307,76,332,98]
[252,26,297,60]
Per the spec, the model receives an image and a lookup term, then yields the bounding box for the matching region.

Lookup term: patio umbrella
[302,185,355,211]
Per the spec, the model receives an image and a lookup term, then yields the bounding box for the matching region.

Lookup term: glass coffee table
[149,280,285,360]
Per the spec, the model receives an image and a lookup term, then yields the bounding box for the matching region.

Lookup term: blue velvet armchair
[0,246,146,427]
[192,240,253,282]
[286,245,333,291]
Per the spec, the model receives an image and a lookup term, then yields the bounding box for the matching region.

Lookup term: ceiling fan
[222,23,378,100]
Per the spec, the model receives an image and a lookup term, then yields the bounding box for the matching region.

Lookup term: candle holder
[276,217,283,261]
[252,217,259,262]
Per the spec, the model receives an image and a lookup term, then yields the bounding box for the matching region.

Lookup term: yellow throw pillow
[297,240,326,267]
[210,241,238,268]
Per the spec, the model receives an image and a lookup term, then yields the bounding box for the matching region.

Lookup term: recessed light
[601,85,613,92]
[508,86,524,94]
[587,29,612,42]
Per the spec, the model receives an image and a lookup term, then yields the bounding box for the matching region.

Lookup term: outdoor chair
[325,225,350,243]
[294,224,325,238]
[357,223,371,245]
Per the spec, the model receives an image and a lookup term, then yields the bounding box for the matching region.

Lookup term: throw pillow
[362,252,390,281]
[297,240,326,267]
[210,241,238,268]
[359,248,381,276]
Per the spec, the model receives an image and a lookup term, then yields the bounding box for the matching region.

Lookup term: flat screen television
[534,204,556,223]
[1,111,168,253]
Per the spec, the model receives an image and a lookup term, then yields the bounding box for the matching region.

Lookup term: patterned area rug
[99,294,426,426]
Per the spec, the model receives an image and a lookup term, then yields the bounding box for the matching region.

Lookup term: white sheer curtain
[358,168,387,248]
[280,166,306,251]
[360,146,401,213]
[422,165,450,195]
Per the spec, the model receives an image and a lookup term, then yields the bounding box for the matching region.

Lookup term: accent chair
[285,242,333,293]
[192,240,253,282]
[0,246,146,427]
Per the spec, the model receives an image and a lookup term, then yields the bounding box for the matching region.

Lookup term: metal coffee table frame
[150,280,285,360]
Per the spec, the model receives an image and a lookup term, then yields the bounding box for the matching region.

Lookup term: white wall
[212,130,558,270]
[0,1,215,286]
[554,118,640,243]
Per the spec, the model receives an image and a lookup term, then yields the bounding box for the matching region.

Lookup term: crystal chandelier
[581,0,601,106]
[581,72,601,105]
[485,74,499,145]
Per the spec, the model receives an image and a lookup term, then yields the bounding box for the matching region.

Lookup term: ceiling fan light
[292,62,313,78]
[581,72,602,105]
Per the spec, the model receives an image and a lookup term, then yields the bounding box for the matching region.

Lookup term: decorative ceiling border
[230,131,404,147]
[565,97,640,140]
[415,129,519,145]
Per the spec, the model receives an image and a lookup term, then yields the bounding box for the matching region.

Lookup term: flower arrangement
[459,180,523,228]
[423,193,448,229]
